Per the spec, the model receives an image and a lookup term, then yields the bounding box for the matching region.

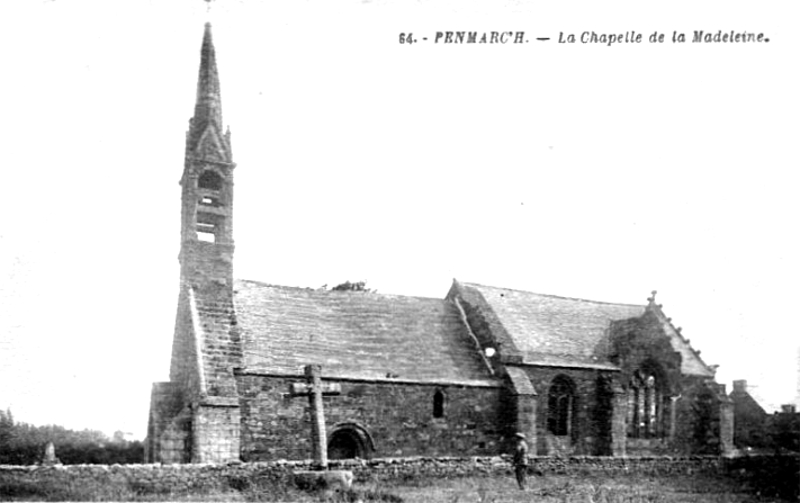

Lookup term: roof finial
[647,290,657,304]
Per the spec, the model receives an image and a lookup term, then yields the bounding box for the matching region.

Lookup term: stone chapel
[145,24,735,464]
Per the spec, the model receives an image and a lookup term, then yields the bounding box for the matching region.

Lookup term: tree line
[0,409,143,465]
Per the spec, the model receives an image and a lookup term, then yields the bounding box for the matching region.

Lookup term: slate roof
[458,283,645,369]
[457,282,714,376]
[232,280,499,386]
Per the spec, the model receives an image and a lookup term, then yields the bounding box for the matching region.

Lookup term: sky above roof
[0,0,798,439]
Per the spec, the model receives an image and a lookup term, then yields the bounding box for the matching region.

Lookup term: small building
[768,404,800,453]
[145,23,734,464]
[729,380,769,449]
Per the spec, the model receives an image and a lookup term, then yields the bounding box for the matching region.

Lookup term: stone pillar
[516,393,538,455]
[611,384,628,456]
[719,396,735,456]
[669,395,680,443]
[305,365,329,469]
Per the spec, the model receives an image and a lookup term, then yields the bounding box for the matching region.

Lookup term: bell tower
[179,22,235,288]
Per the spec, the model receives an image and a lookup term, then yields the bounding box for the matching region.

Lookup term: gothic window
[433,390,445,418]
[198,170,223,191]
[547,376,575,436]
[627,368,666,438]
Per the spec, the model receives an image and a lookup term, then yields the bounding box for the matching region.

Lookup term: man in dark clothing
[512,432,528,490]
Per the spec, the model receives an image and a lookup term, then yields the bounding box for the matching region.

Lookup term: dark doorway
[328,428,366,460]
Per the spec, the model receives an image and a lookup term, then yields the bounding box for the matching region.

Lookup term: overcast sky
[0,0,798,439]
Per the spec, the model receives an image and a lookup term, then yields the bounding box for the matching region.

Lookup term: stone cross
[289,364,341,469]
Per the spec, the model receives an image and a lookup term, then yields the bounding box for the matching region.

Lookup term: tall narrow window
[547,376,575,436]
[433,390,444,418]
[627,368,666,438]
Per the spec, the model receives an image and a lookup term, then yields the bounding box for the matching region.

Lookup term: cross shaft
[289,365,341,469]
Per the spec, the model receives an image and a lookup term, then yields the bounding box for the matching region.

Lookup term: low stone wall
[0,454,796,497]
[0,462,304,496]
[335,455,732,482]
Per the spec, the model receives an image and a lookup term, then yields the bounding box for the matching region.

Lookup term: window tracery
[548,376,575,436]
[627,368,666,438]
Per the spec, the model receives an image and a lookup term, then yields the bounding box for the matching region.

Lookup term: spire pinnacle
[190,22,222,144]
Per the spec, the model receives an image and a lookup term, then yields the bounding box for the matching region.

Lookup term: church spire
[189,23,224,149]
[179,22,235,288]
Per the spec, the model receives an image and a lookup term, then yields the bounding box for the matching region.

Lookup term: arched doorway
[327,424,374,460]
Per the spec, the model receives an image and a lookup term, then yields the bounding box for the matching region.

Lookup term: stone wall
[526,363,736,457]
[1,455,796,497]
[193,402,241,463]
[233,367,736,463]
[674,379,722,454]
[523,367,617,457]
[168,291,198,395]
[145,383,186,463]
[236,373,506,461]
[158,406,192,464]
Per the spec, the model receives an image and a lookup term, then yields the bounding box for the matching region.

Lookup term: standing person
[512,432,529,490]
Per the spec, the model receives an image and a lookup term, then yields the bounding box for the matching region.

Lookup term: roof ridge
[234,278,317,291]
[460,281,644,308]
[234,278,444,301]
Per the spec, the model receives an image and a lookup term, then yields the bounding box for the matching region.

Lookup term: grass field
[0,470,792,502]
[380,472,783,503]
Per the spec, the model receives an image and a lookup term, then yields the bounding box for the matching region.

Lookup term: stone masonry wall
[524,367,617,456]
[674,378,724,454]
[2,455,796,498]
[158,406,192,464]
[168,291,198,395]
[146,383,185,463]
[526,366,732,457]
[192,404,241,463]
[236,374,506,461]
